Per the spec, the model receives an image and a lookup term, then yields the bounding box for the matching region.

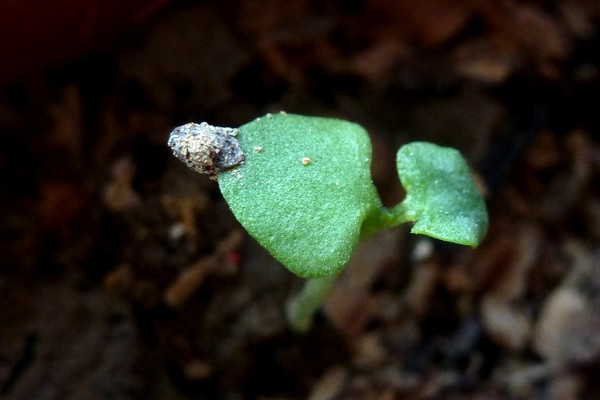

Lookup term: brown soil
[2,1,600,399]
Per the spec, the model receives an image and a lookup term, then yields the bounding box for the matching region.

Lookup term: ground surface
[2,1,600,399]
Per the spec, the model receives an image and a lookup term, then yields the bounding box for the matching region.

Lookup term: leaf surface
[396,142,488,246]
[218,114,380,278]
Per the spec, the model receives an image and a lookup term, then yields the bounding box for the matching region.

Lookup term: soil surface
[2,1,600,399]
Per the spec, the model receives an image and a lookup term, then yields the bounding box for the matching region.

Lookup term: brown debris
[307,366,347,400]
[103,157,141,211]
[3,1,600,399]
[164,229,244,307]
[534,243,600,368]
[323,230,402,335]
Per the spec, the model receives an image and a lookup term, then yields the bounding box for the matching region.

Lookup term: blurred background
[1,1,600,399]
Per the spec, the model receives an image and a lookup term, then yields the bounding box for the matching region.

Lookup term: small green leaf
[396,142,488,246]
[218,114,380,278]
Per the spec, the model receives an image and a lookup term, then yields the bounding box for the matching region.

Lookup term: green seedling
[168,113,488,331]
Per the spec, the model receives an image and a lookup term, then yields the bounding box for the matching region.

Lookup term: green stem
[286,276,338,333]
[360,200,413,240]
[286,201,414,333]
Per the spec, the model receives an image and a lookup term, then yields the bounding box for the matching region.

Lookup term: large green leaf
[218,113,380,278]
[396,142,488,246]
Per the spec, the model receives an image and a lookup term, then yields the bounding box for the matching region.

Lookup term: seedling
[168,113,488,331]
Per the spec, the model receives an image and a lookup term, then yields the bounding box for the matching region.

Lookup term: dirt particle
[168,122,244,177]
